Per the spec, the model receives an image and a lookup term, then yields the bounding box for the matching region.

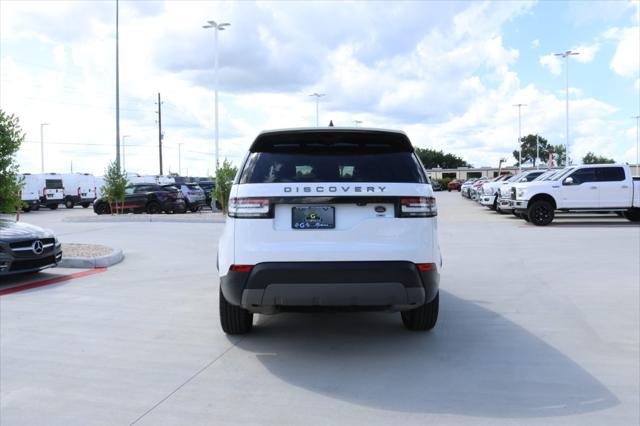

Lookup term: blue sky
[0,0,638,176]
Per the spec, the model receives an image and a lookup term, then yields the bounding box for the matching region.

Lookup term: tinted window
[45,179,63,189]
[525,172,544,181]
[239,151,426,183]
[568,168,597,184]
[596,167,625,182]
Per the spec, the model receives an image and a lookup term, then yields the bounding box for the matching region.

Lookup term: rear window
[185,184,201,190]
[596,167,625,182]
[239,151,427,184]
[45,179,63,189]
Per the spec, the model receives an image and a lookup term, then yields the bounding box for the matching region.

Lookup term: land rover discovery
[217,128,442,334]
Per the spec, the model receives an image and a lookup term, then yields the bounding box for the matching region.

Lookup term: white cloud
[0,0,637,176]
[609,26,640,77]
[572,43,600,63]
[540,54,562,75]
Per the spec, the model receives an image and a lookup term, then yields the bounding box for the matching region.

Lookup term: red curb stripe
[0,268,107,296]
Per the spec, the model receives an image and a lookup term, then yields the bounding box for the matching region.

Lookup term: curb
[58,248,124,269]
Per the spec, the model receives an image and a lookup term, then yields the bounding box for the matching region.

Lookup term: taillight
[228,197,272,218]
[229,264,253,273]
[416,263,435,272]
[398,197,437,217]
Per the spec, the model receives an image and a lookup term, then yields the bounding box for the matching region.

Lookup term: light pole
[115,0,121,171]
[633,115,640,175]
[178,143,184,176]
[309,93,325,126]
[513,103,527,173]
[554,50,579,166]
[40,123,49,173]
[203,20,230,174]
[122,135,130,172]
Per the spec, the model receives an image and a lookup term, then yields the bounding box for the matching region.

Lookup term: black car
[197,180,214,203]
[0,220,62,276]
[93,183,186,215]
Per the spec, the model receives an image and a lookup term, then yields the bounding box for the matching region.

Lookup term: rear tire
[528,200,554,226]
[94,202,110,215]
[64,199,74,209]
[189,206,201,213]
[623,208,640,222]
[401,292,439,331]
[146,201,161,214]
[81,203,90,208]
[219,288,253,334]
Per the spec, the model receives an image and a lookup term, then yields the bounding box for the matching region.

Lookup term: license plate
[292,206,335,229]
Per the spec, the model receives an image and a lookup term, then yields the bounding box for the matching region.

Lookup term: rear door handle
[590,186,598,190]
[622,185,629,189]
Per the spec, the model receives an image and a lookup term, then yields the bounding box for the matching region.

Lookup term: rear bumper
[220,261,439,314]
[162,200,186,212]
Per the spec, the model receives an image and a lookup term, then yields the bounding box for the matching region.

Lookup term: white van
[18,174,41,211]
[60,173,97,208]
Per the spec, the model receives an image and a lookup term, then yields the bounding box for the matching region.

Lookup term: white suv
[217,128,442,334]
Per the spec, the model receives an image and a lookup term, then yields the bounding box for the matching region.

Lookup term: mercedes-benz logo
[32,240,44,255]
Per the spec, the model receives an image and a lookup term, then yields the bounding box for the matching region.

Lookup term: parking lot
[1,192,638,425]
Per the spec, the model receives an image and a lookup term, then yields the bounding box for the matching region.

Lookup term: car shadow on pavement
[234,291,618,419]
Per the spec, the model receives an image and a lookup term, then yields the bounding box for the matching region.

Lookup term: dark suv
[93,184,186,215]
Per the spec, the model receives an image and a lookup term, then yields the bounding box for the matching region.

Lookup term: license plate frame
[292,206,335,230]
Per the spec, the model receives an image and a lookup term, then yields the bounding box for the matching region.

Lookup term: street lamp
[40,123,49,173]
[121,135,130,172]
[309,93,325,127]
[554,50,579,166]
[203,20,230,174]
[513,104,527,173]
[178,143,184,176]
[633,115,640,175]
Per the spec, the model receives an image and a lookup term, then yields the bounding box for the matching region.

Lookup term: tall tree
[512,134,550,166]
[0,110,25,214]
[551,144,566,167]
[414,147,471,169]
[214,159,238,213]
[582,152,615,164]
[101,160,128,214]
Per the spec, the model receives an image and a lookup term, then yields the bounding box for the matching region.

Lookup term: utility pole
[634,115,640,175]
[309,93,325,126]
[513,103,527,173]
[156,92,163,175]
[554,50,579,166]
[115,0,121,171]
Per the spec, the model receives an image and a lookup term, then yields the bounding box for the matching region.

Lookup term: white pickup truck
[511,164,640,225]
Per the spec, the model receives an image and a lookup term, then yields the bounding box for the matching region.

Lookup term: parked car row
[93,183,208,215]
[17,173,221,213]
[460,164,640,225]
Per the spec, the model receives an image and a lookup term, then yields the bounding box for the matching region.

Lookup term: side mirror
[563,177,574,185]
